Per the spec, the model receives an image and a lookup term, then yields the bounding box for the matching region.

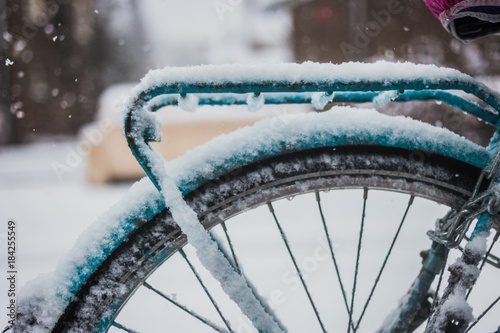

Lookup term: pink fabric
[423,0,463,18]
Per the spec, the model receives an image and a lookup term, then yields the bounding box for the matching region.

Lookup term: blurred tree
[1,0,148,144]
[93,0,148,89]
[5,0,99,143]
[0,0,11,145]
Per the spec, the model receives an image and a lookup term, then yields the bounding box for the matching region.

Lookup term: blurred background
[1,0,500,147]
[1,0,500,318]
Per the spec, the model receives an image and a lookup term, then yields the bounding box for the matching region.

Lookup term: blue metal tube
[147,90,500,126]
[381,242,448,333]
[139,75,500,114]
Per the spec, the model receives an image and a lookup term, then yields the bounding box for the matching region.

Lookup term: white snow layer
[246,93,265,112]
[311,92,334,110]
[373,90,400,108]
[178,94,200,112]
[16,107,491,331]
[129,61,494,100]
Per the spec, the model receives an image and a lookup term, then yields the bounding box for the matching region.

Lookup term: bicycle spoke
[465,295,500,332]
[143,282,228,333]
[480,232,499,271]
[215,223,286,332]
[315,191,353,325]
[179,249,234,333]
[268,202,327,333]
[430,249,449,313]
[1,325,13,333]
[466,231,499,300]
[112,321,140,333]
[354,195,414,332]
[348,188,368,333]
[221,221,241,274]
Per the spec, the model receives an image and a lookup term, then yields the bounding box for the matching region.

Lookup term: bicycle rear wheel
[32,145,484,332]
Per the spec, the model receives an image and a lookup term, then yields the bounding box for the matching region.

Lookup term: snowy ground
[0,141,129,330]
[0,138,498,332]
[0,141,128,285]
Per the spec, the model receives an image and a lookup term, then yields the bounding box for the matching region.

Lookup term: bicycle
[11,61,500,332]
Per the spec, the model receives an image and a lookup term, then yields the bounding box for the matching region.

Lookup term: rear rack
[124,61,500,190]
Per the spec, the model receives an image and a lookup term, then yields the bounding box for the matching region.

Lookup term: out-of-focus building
[290,0,500,76]
[287,0,500,146]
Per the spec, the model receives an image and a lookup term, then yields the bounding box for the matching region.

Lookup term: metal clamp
[428,159,500,248]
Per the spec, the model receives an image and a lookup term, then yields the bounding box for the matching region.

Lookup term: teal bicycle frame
[124,62,500,332]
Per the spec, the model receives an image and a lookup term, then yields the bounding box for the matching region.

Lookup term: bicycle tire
[23,144,481,333]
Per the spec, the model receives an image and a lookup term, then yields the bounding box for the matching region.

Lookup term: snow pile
[373,90,400,108]
[435,291,475,326]
[425,232,490,332]
[15,106,491,331]
[133,62,474,93]
[246,93,265,112]
[426,251,482,331]
[311,92,334,110]
[178,94,199,112]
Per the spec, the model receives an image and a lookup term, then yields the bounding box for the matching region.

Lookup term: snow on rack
[132,61,473,94]
[15,106,491,332]
[125,61,500,120]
